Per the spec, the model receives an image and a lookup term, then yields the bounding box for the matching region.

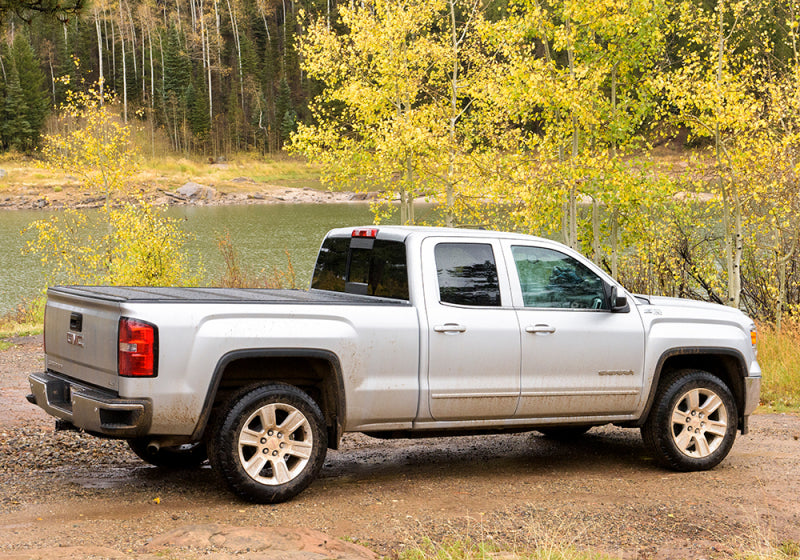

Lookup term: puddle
[68,466,151,489]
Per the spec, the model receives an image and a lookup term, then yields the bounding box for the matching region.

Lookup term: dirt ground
[1,335,799,560]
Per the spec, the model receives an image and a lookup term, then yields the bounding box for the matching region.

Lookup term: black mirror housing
[609,286,630,313]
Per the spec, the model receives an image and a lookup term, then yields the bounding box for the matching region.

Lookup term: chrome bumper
[743,376,761,416]
[739,375,761,434]
[28,371,151,437]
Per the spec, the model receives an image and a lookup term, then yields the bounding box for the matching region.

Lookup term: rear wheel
[127,439,208,468]
[208,383,327,503]
[642,370,737,471]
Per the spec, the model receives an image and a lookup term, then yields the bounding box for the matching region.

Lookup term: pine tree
[158,26,193,152]
[274,76,293,147]
[162,27,191,98]
[0,55,33,151]
[10,33,49,149]
[187,80,210,150]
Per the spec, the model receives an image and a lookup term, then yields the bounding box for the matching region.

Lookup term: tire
[538,425,592,441]
[208,383,327,504]
[127,439,208,468]
[641,370,737,471]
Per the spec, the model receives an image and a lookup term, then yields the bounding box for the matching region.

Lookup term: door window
[511,246,607,309]
[435,243,501,307]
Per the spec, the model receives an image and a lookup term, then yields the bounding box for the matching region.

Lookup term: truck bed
[49,286,409,306]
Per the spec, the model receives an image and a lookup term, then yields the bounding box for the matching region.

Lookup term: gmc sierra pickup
[27,226,761,502]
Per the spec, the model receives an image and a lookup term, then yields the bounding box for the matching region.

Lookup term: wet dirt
[1,336,799,559]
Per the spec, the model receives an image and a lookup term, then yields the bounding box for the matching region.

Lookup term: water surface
[0,203,386,315]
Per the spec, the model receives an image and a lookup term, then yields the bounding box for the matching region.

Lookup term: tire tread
[641,369,737,471]
[208,382,327,503]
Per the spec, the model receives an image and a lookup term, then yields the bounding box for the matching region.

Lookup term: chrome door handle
[525,324,556,334]
[434,323,467,333]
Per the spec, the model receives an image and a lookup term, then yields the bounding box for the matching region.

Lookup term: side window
[435,243,501,307]
[511,246,608,309]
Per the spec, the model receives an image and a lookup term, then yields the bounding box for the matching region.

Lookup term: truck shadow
[16,426,658,503]
[319,427,658,484]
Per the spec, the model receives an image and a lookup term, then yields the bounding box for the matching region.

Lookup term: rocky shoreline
[0,181,380,211]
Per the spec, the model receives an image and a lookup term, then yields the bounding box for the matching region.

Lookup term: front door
[503,241,646,419]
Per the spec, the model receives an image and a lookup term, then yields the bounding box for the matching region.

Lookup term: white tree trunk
[119,3,128,122]
[226,0,245,110]
[95,7,104,104]
[199,0,214,131]
[257,0,271,41]
[111,19,116,92]
[213,0,223,69]
[125,0,138,80]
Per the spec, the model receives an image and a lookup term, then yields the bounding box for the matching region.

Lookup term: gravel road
[1,335,799,560]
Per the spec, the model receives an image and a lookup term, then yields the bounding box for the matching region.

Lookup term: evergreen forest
[0,0,330,154]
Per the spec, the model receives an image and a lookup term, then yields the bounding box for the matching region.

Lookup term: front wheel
[642,370,737,471]
[208,383,327,503]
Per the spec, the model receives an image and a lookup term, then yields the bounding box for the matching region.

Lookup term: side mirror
[609,286,629,313]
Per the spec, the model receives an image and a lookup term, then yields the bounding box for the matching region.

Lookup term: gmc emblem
[66,332,84,348]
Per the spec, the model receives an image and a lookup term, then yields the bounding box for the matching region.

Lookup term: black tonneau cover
[48,286,409,305]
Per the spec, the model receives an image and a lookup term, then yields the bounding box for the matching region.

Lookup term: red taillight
[352,228,378,238]
[118,318,158,377]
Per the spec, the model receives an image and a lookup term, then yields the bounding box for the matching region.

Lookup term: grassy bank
[0,152,324,200]
[394,536,800,560]
[0,297,44,351]
[757,322,800,413]
[397,538,612,560]
[139,152,324,192]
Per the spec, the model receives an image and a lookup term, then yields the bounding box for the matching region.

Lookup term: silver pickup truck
[27,226,761,503]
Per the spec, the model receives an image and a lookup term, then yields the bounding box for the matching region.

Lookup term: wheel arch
[639,347,748,431]
[192,348,346,448]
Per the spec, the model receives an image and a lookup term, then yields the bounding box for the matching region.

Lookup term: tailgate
[45,288,123,392]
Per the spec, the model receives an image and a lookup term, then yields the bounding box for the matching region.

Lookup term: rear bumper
[28,371,151,437]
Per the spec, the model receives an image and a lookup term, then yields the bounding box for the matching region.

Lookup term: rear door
[423,237,521,421]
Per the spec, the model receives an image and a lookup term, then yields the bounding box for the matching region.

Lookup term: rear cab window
[311,232,409,301]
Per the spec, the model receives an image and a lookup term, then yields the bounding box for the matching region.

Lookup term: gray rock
[178,182,218,200]
[0,169,7,178]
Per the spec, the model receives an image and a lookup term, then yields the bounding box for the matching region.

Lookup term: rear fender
[191,348,346,448]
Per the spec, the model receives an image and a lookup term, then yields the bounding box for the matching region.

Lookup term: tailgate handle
[526,324,556,334]
[434,323,467,334]
[69,312,83,332]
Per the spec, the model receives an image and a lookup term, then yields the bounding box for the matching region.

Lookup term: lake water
[0,203,396,316]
